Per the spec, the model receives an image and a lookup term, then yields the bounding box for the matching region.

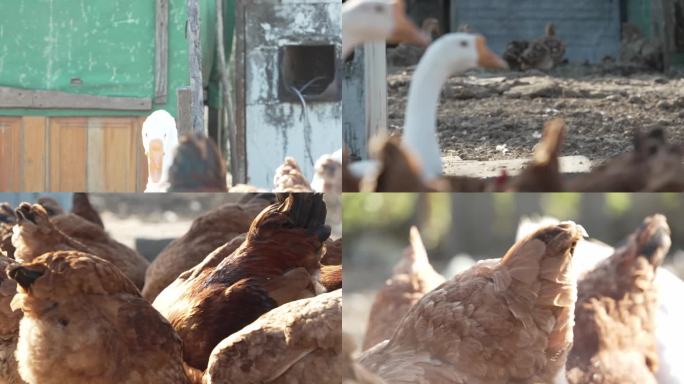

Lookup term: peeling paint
[243,0,341,187]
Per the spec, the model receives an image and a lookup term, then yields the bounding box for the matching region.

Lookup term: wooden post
[343,43,387,160]
[177,87,193,135]
[154,0,169,104]
[233,0,247,184]
[652,0,675,70]
[363,42,388,147]
[187,0,204,133]
[216,0,241,185]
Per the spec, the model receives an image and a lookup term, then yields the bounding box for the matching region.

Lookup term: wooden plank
[177,87,193,135]
[21,117,47,191]
[102,118,137,192]
[49,118,88,192]
[0,87,152,110]
[442,155,593,177]
[0,117,21,191]
[234,0,248,184]
[86,118,105,192]
[187,0,205,133]
[134,117,147,192]
[363,42,388,147]
[155,0,169,104]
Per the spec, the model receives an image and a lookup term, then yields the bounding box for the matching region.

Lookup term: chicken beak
[475,35,508,69]
[146,139,164,183]
[389,1,431,47]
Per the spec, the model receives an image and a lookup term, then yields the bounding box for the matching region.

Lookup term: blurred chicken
[71,193,104,229]
[516,216,684,383]
[273,157,313,192]
[503,40,530,70]
[0,256,24,384]
[342,334,387,384]
[0,204,16,259]
[322,237,342,265]
[387,18,441,68]
[203,290,341,384]
[12,203,148,288]
[168,134,228,192]
[568,128,684,191]
[521,23,565,70]
[506,118,565,192]
[153,194,331,370]
[362,226,445,350]
[567,215,670,384]
[142,199,270,301]
[35,197,64,217]
[320,264,343,291]
[8,251,190,384]
[311,150,343,238]
[359,222,585,383]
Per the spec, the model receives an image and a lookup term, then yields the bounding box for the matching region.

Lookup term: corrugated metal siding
[452,0,622,63]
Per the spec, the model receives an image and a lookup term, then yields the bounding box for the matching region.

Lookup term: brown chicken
[12,203,148,288]
[322,237,342,265]
[168,134,229,192]
[362,226,445,350]
[273,157,313,192]
[359,222,585,383]
[0,204,16,260]
[8,251,190,384]
[0,255,24,384]
[141,199,270,301]
[506,118,565,192]
[153,193,331,370]
[320,264,343,291]
[566,215,671,384]
[71,193,104,229]
[203,289,342,384]
[568,128,684,192]
[342,334,387,384]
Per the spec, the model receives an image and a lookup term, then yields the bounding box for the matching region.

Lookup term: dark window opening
[278,44,339,103]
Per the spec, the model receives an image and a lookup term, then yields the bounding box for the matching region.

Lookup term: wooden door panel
[0,118,21,191]
[22,117,47,191]
[49,118,88,192]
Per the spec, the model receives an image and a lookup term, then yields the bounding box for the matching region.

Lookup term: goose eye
[460,41,468,48]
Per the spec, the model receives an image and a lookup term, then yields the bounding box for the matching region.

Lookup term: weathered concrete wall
[452,0,621,63]
[243,0,341,187]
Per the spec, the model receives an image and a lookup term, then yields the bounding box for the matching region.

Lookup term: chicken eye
[374,4,384,13]
[460,41,468,47]
[58,318,69,327]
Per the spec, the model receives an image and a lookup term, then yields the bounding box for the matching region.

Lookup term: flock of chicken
[345,216,684,384]
[0,193,342,384]
[341,0,684,192]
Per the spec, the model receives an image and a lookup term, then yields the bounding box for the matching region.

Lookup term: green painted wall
[0,0,234,117]
[626,0,652,38]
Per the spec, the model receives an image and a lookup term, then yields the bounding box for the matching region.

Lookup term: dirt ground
[386,61,684,163]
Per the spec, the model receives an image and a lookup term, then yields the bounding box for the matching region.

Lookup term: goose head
[403,33,507,181]
[142,110,179,189]
[432,33,508,74]
[342,0,430,58]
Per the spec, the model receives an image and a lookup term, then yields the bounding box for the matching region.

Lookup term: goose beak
[389,5,431,47]
[147,139,164,183]
[475,35,508,69]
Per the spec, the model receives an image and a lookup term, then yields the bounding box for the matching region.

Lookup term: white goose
[348,33,508,182]
[142,110,179,193]
[342,0,430,59]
